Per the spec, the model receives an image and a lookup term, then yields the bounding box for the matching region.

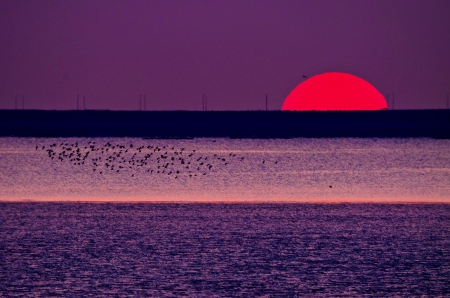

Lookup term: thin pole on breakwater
[202,94,207,111]
[139,94,146,111]
[392,93,395,110]
[83,95,86,110]
[15,95,17,110]
[447,93,449,109]
[386,94,390,109]
[22,95,24,110]
[77,94,79,110]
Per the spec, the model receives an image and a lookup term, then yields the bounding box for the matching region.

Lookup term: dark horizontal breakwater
[1,110,449,138]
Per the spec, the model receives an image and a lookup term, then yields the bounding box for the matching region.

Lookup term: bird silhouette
[38,139,283,181]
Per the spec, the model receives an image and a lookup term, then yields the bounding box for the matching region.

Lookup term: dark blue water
[1,203,449,296]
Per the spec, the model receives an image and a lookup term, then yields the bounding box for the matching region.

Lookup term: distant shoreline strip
[1,110,449,139]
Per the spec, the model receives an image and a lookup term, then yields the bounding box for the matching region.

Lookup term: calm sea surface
[0,137,449,202]
[1,138,450,296]
[1,203,450,296]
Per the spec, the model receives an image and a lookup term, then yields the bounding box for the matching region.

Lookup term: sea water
[0,137,449,202]
[1,203,450,296]
[1,137,450,296]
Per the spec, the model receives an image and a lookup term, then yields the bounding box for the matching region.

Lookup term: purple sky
[1,0,449,111]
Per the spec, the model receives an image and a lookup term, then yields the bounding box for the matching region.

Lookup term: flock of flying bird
[36,140,336,188]
[37,140,276,179]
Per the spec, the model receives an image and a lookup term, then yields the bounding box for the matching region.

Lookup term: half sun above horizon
[282,72,388,111]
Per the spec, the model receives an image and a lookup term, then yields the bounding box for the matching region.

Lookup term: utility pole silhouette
[139,94,146,111]
[392,93,395,110]
[202,94,207,111]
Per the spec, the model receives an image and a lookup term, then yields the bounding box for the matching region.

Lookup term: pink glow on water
[1,137,450,203]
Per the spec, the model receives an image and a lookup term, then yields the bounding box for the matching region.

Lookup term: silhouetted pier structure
[1,110,449,138]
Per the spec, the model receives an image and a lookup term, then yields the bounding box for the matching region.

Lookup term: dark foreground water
[1,203,449,297]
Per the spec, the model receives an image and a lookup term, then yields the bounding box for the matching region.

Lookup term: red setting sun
[282,72,388,111]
